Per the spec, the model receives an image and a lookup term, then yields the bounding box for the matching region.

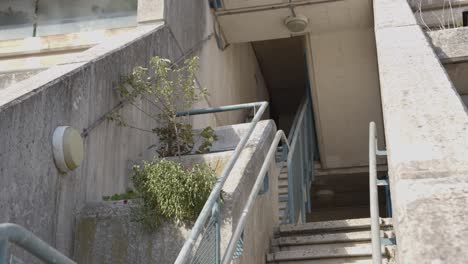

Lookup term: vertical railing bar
[214,200,220,264]
[300,129,307,223]
[369,122,383,264]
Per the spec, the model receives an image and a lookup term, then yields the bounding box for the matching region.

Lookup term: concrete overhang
[214,0,372,43]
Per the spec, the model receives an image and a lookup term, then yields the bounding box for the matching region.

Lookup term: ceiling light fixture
[284,14,309,33]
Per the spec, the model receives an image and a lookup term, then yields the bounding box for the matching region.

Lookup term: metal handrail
[369,121,386,264]
[283,93,314,224]
[174,101,268,264]
[221,130,289,264]
[0,223,76,264]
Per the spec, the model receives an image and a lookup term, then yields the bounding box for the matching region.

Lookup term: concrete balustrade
[374,0,468,262]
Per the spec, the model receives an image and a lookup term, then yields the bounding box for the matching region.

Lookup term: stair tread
[278,218,392,235]
[267,257,389,264]
[272,231,372,246]
[267,244,383,261]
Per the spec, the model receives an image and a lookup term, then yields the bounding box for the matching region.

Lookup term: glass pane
[36,0,137,36]
[0,0,35,40]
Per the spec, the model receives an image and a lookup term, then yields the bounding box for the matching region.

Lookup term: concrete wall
[427,27,468,101]
[74,120,279,264]
[374,0,468,262]
[0,0,268,262]
[409,0,468,29]
[305,28,385,169]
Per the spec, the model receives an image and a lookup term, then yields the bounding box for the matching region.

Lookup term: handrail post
[369,122,382,264]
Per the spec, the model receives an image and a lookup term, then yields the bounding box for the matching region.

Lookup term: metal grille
[232,236,244,259]
[190,203,220,264]
[9,255,24,264]
[286,91,315,224]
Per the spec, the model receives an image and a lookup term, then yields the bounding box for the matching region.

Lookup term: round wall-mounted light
[52,126,84,173]
[284,14,309,33]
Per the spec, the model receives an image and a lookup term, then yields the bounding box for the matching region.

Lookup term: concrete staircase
[267,218,395,264]
[278,164,289,223]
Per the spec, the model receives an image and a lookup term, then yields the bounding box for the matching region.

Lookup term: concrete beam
[374,0,468,263]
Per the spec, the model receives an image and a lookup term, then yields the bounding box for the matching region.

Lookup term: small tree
[105,57,221,230]
[109,56,218,157]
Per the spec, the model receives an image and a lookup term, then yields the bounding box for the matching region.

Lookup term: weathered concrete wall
[409,0,468,29]
[0,0,268,262]
[0,70,43,90]
[74,120,279,263]
[305,28,385,169]
[165,0,269,128]
[374,0,468,263]
[427,27,468,99]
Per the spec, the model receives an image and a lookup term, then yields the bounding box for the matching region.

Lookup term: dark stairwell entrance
[252,36,390,224]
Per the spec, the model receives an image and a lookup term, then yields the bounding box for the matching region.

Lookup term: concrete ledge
[427,27,468,63]
[374,0,468,263]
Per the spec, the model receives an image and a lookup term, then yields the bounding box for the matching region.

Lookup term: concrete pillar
[374,0,468,263]
[137,0,164,24]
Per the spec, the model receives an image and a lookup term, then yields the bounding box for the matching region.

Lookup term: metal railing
[221,130,289,264]
[283,94,315,224]
[175,95,316,262]
[174,101,269,264]
[0,223,76,264]
[369,121,388,264]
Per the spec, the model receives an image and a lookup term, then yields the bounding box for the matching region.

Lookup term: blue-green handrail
[284,92,315,224]
[0,223,76,264]
[174,101,269,264]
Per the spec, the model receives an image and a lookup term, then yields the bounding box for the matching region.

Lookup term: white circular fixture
[284,14,309,33]
[52,126,84,173]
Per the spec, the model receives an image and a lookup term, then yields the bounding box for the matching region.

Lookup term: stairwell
[267,218,396,264]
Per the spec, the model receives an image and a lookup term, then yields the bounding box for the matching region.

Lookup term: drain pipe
[369,122,382,264]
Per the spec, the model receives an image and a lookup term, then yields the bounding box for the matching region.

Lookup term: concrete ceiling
[216,0,373,43]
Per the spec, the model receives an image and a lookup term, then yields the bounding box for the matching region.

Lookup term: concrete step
[279,201,287,210]
[272,231,372,248]
[279,171,288,178]
[279,179,288,188]
[278,218,393,236]
[266,257,389,264]
[267,244,388,262]
[271,241,373,253]
[279,188,289,196]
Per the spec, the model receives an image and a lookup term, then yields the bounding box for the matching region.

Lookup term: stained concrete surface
[374,0,468,263]
[75,120,279,263]
[0,0,268,262]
